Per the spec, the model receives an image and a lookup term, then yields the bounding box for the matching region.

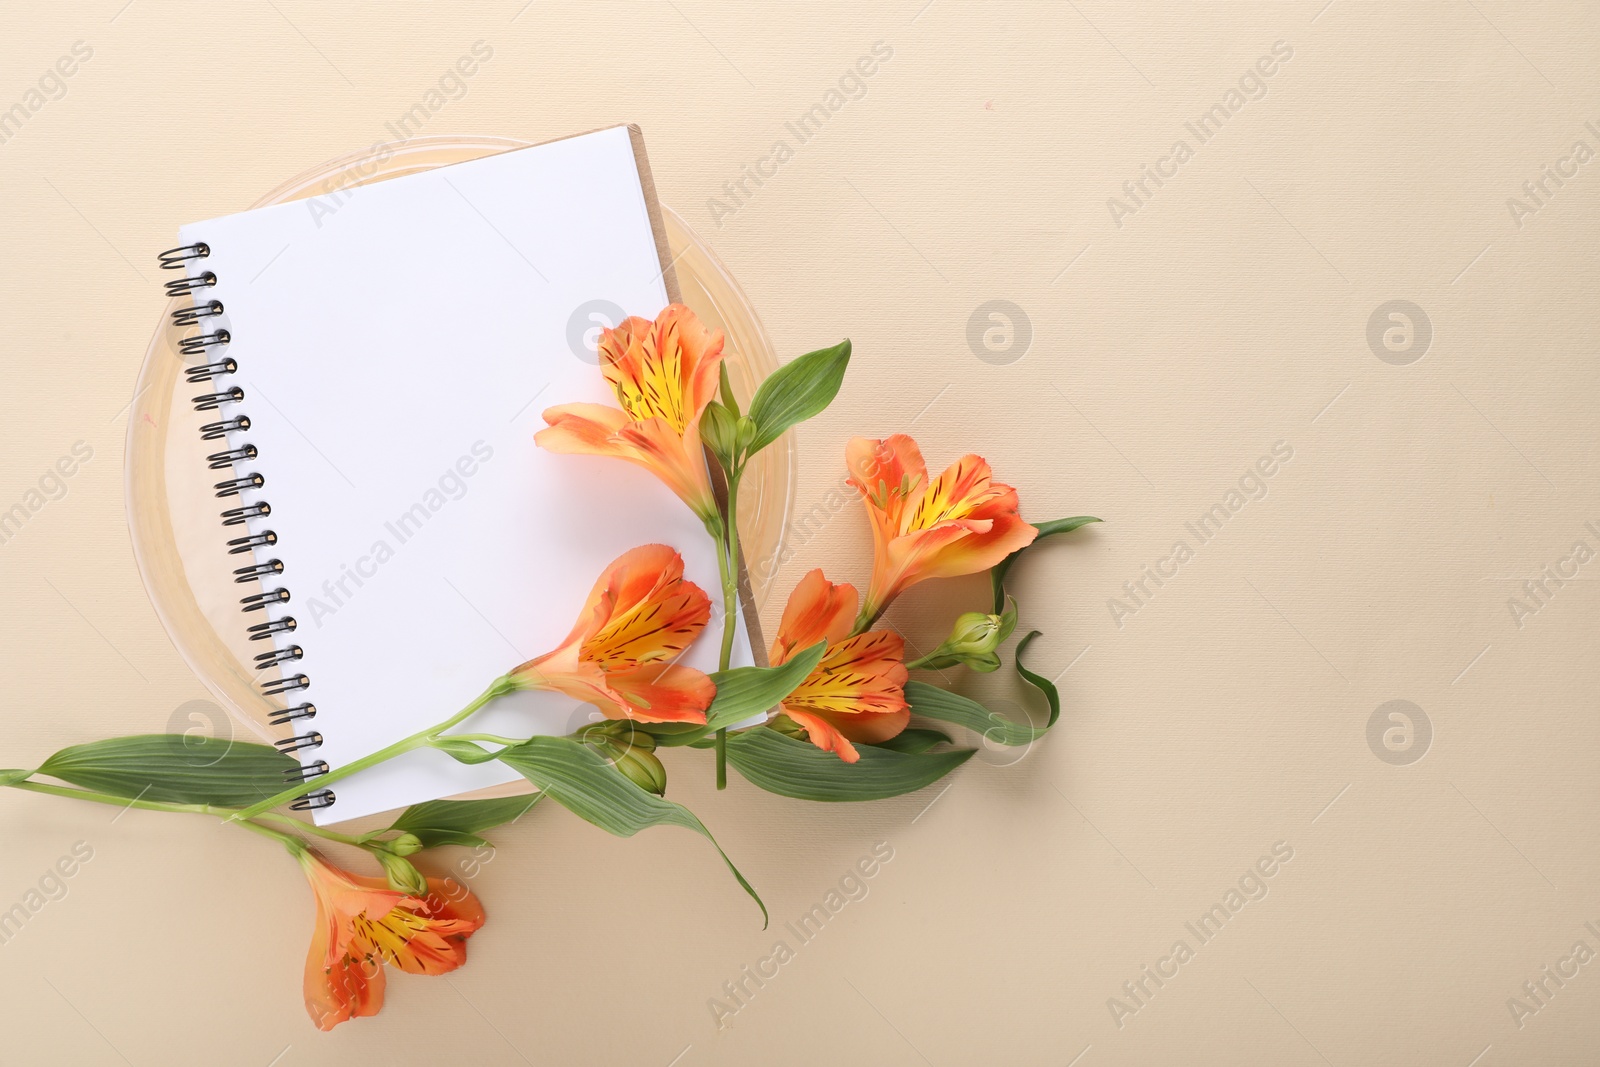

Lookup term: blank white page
[177,126,754,823]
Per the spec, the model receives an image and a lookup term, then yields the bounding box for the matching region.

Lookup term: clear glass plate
[126,135,792,744]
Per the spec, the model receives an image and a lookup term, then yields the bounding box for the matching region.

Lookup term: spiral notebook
[161,125,760,824]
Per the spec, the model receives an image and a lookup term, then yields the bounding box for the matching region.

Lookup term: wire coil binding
[160,241,331,802]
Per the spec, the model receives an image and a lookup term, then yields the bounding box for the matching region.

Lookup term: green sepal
[719,361,741,418]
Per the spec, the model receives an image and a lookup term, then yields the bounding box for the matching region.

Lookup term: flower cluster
[0,303,1096,1030]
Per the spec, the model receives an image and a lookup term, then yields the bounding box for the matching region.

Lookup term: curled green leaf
[495,736,767,926]
[903,631,1061,749]
[726,727,973,801]
[389,793,544,850]
[991,515,1102,613]
[1013,630,1061,728]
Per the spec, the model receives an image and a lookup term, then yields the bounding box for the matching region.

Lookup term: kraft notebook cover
[167,125,760,824]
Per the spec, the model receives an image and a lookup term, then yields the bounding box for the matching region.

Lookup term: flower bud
[386,833,425,857]
[584,720,657,752]
[949,611,1005,654]
[915,604,1018,672]
[612,747,668,796]
[377,852,429,897]
[734,415,758,454]
[767,714,807,739]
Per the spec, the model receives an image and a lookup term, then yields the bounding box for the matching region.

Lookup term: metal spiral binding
[214,473,265,498]
[234,559,284,583]
[253,644,301,666]
[269,703,315,726]
[165,272,216,297]
[226,530,277,554]
[200,415,250,440]
[208,444,257,469]
[188,359,237,384]
[172,300,223,327]
[160,241,332,809]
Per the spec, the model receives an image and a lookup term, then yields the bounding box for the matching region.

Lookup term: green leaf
[638,722,718,747]
[991,515,1101,613]
[1013,630,1061,728]
[0,769,34,787]
[705,641,826,734]
[746,340,851,457]
[635,643,825,749]
[37,736,300,808]
[905,641,1060,748]
[495,736,767,926]
[867,728,953,755]
[726,727,973,801]
[431,738,500,764]
[389,793,544,850]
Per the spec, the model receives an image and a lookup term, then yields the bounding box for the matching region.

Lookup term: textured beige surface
[1,2,1597,1064]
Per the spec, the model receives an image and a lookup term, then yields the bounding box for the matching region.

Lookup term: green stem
[230,677,514,822]
[232,816,309,852]
[9,779,219,817]
[256,812,372,848]
[850,599,889,637]
[6,780,334,851]
[444,733,523,748]
[713,467,743,791]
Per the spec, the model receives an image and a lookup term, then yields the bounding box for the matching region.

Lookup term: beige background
[1,1,1597,1064]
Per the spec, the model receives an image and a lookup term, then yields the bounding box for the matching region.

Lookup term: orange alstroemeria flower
[770,569,909,763]
[299,850,484,1032]
[510,544,716,724]
[846,434,1038,626]
[536,304,725,524]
